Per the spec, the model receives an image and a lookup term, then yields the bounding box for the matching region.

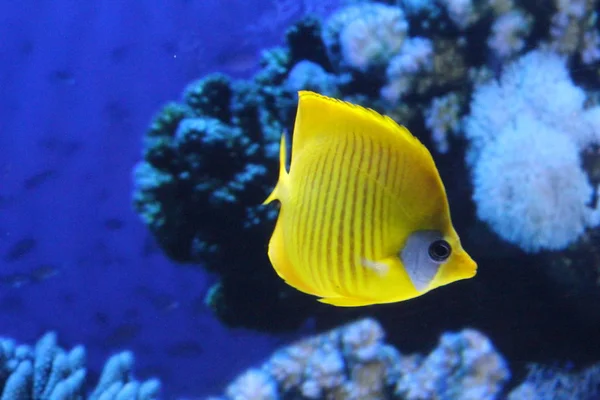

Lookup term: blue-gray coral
[0,332,160,399]
[508,362,600,400]
[206,317,600,399]
[206,318,510,400]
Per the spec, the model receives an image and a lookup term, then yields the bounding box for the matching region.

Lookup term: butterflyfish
[262,91,477,307]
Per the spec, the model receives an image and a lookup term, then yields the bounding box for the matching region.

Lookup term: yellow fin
[263,133,288,205]
[292,90,425,156]
[318,296,377,307]
[266,207,317,296]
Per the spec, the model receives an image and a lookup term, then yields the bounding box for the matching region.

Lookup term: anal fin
[317,296,376,307]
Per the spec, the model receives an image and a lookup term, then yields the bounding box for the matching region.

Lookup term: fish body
[263,91,476,307]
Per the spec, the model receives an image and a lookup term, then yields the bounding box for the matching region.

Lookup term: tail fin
[263,132,289,205]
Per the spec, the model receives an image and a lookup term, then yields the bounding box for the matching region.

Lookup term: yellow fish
[263,91,477,307]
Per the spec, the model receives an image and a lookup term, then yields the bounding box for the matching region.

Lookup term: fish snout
[455,249,477,279]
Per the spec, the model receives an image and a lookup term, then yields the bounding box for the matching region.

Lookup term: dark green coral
[131,16,352,331]
[183,73,233,123]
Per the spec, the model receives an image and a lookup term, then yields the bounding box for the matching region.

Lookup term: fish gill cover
[132,0,600,334]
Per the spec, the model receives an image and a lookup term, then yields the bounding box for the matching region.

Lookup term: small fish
[0,273,31,288]
[4,237,37,262]
[263,91,477,307]
[23,169,57,190]
[30,264,60,282]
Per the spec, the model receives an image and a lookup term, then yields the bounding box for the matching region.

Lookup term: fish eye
[428,239,451,262]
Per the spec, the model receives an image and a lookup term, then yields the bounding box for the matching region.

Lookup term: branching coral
[424,92,463,154]
[487,9,533,59]
[0,332,160,400]
[395,329,510,400]
[548,0,600,64]
[207,318,509,400]
[380,37,434,104]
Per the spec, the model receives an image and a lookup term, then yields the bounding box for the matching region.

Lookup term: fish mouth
[467,262,478,278]
[447,247,477,281]
[461,252,478,279]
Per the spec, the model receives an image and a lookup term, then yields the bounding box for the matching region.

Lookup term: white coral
[471,118,599,253]
[380,37,434,103]
[465,49,594,162]
[465,49,600,252]
[439,0,476,29]
[301,343,345,398]
[581,29,600,64]
[337,4,408,70]
[487,10,533,58]
[424,92,462,154]
[225,369,278,400]
[396,329,509,400]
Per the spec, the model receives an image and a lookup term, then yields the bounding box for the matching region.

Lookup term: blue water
[0,2,312,397]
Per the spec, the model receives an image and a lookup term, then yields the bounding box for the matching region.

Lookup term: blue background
[0,1,329,397]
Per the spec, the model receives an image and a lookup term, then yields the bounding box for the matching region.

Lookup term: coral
[261,318,404,399]
[0,332,87,400]
[581,29,600,64]
[322,3,408,71]
[548,0,600,64]
[207,319,509,400]
[132,71,299,328]
[507,362,600,399]
[285,60,339,96]
[183,74,233,124]
[133,107,273,264]
[464,49,600,252]
[395,329,510,400]
[424,92,464,154]
[0,332,160,399]
[487,9,533,59]
[132,81,305,328]
[380,37,434,104]
[224,369,279,400]
[438,0,476,29]
[285,16,333,70]
[464,49,591,161]
[88,351,161,400]
[472,113,597,252]
[339,4,408,71]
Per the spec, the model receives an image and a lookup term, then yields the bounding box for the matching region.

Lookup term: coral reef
[466,49,600,253]
[133,71,314,330]
[508,362,600,400]
[0,332,160,399]
[132,0,600,333]
[206,318,511,400]
[206,318,600,399]
[325,3,408,71]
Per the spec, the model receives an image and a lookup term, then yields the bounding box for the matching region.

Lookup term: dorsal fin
[291,91,425,157]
